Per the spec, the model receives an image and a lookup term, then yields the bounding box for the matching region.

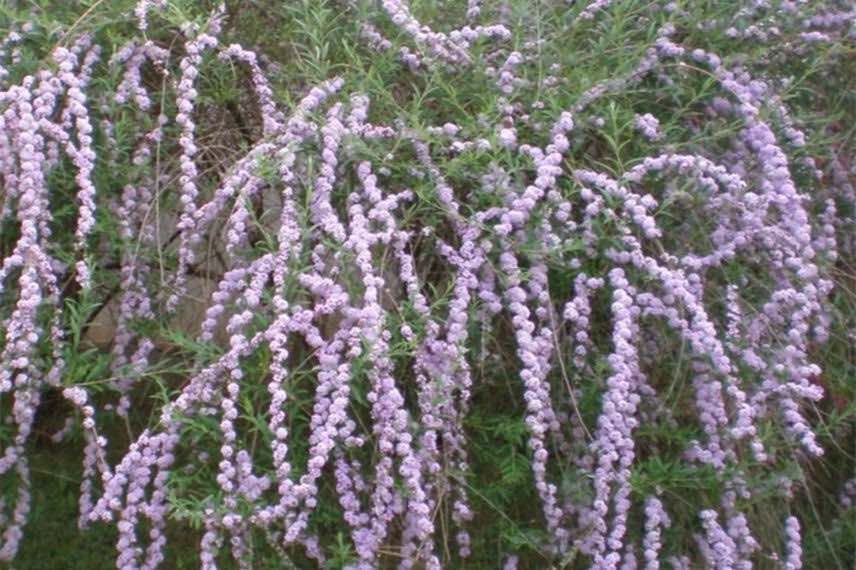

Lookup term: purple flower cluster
[633,113,661,141]
[642,496,670,570]
[783,516,802,570]
[134,0,167,33]
[377,0,510,67]
[169,6,226,311]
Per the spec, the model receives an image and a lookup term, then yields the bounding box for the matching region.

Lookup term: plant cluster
[0,0,854,568]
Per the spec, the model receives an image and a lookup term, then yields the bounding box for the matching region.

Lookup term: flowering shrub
[0,0,854,568]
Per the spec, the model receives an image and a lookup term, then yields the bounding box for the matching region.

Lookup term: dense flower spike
[0,1,851,568]
[377,0,510,66]
[135,0,168,33]
[783,516,803,570]
[642,497,670,570]
[633,113,661,141]
[169,5,226,311]
[53,42,101,288]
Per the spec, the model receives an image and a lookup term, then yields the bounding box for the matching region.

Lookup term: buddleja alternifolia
[0,1,853,568]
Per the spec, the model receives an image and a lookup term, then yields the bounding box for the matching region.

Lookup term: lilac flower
[134,0,167,33]
[783,516,803,570]
[378,0,509,67]
[53,44,100,288]
[169,19,224,311]
[578,0,616,22]
[700,509,742,570]
[634,113,661,141]
[642,496,670,570]
[220,44,286,135]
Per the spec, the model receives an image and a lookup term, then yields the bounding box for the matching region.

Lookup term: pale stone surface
[84,275,223,349]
